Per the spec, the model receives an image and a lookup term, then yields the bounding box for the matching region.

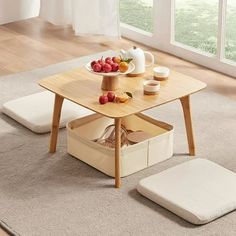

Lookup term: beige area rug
[0,51,236,236]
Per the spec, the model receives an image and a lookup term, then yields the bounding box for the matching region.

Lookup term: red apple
[111,63,119,72]
[90,60,96,68]
[105,57,111,61]
[97,57,104,65]
[100,62,106,72]
[103,63,112,73]
[107,91,115,102]
[105,57,113,64]
[93,63,102,72]
[99,95,108,104]
[107,60,113,65]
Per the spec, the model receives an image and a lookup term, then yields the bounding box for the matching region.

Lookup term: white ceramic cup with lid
[143,80,160,95]
[153,66,170,80]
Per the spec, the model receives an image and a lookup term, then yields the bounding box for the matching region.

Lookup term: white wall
[0,0,40,25]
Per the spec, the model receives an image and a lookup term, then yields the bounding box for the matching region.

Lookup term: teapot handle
[144,51,154,67]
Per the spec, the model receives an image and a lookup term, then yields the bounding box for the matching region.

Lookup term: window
[120,0,153,33]
[174,0,219,55]
[120,0,236,77]
[225,0,236,62]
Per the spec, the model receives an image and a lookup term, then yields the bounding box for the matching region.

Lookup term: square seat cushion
[137,158,236,225]
[2,91,94,133]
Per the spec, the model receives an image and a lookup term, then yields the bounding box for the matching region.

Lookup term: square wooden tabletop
[39,66,206,118]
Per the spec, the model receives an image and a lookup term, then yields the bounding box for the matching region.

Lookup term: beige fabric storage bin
[67,113,174,177]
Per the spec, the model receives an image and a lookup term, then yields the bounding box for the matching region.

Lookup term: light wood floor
[0,16,236,236]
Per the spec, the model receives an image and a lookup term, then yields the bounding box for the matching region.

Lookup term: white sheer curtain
[40,0,120,37]
[0,0,40,25]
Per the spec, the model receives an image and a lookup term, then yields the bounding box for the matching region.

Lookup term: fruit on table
[90,60,96,68]
[112,56,121,64]
[99,95,108,104]
[119,62,129,73]
[90,56,132,73]
[103,63,112,73]
[107,91,115,102]
[93,63,102,72]
[115,93,129,103]
[105,57,113,64]
[111,63,119,72]
[97,58,104,65]
[98,91,133,104]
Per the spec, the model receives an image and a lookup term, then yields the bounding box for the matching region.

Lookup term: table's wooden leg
[49,94,64,153]
[180,95,195,156]
[115,118,121,188]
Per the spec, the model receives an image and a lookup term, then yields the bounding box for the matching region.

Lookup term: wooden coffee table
[39,65,206,188]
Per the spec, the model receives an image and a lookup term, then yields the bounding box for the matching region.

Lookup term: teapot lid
[125,46,144,55]
[130,46,143,52]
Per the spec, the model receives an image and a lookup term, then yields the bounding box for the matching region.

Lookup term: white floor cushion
[2,91,94,133]
[137,158,236,225]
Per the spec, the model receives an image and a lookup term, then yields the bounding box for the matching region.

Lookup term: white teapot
[120,46,154,76]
